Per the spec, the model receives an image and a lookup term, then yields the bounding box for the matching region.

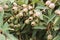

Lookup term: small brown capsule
[28,17,33,21]
[47,34,53,40]
[25,19,30,24]
[31,21,36,26]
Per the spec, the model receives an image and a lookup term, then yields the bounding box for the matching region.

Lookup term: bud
[49,3,55,9]
[31,21,36,26]
[28,17,33,21]
[45,0,51,6]
[0,6,3,12]
[22,4,27,8]
[25,19,30,24]
[55,9,60,15]
[47,34,53,40]
[13,2,17,6]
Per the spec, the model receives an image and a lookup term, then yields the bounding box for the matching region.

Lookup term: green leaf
[47,14,56,24]
[32,0,39,4]
[53,16,60,25]
[2,22,9,32]
[5,33,18,40]
[36,6,46,9]
[0,11,4,27]
[53,35,60,40]
[34,9,43,20]
[33,26,46,29]
[0,34,5,40]
[53,26,59,31]
[9,0,14,3]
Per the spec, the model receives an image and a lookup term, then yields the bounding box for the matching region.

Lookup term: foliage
[0,0,60,40]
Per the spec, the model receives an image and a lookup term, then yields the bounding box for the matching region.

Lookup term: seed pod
[14,25,18,28]
[0,6,3,12]
[33,13,40,18]
[45,0,51,6]
[22,4,27,8]
[10,16,14,20]
[23,8,28,12]
[35,19,39,23]
[49,3,55,9]
[29,11,34,15]
[17,24,21,27]
[28,5,33,10]
[55,9,60,15]
[13,2,17,7]
[31,21,36,26]
[9,23,14,27]
[19,12,23,17]
[25,19,30,24]
[47,34,53,40]
[12,6,18,13]
[28,17,33,21]
[4,4,8,9]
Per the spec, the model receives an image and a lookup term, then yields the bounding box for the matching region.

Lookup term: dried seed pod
[47,34,53,40]
[28,17,33,21]
[25,19,30,24]
[49,3,55,9]
[0,6,3,12]
[4,4,9,9]
[31,21,36,26]
[45,0,51,6]
[29,10,34,15]
[13,2,17,7]
[55,9,60,15]
[22,4,27,8]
